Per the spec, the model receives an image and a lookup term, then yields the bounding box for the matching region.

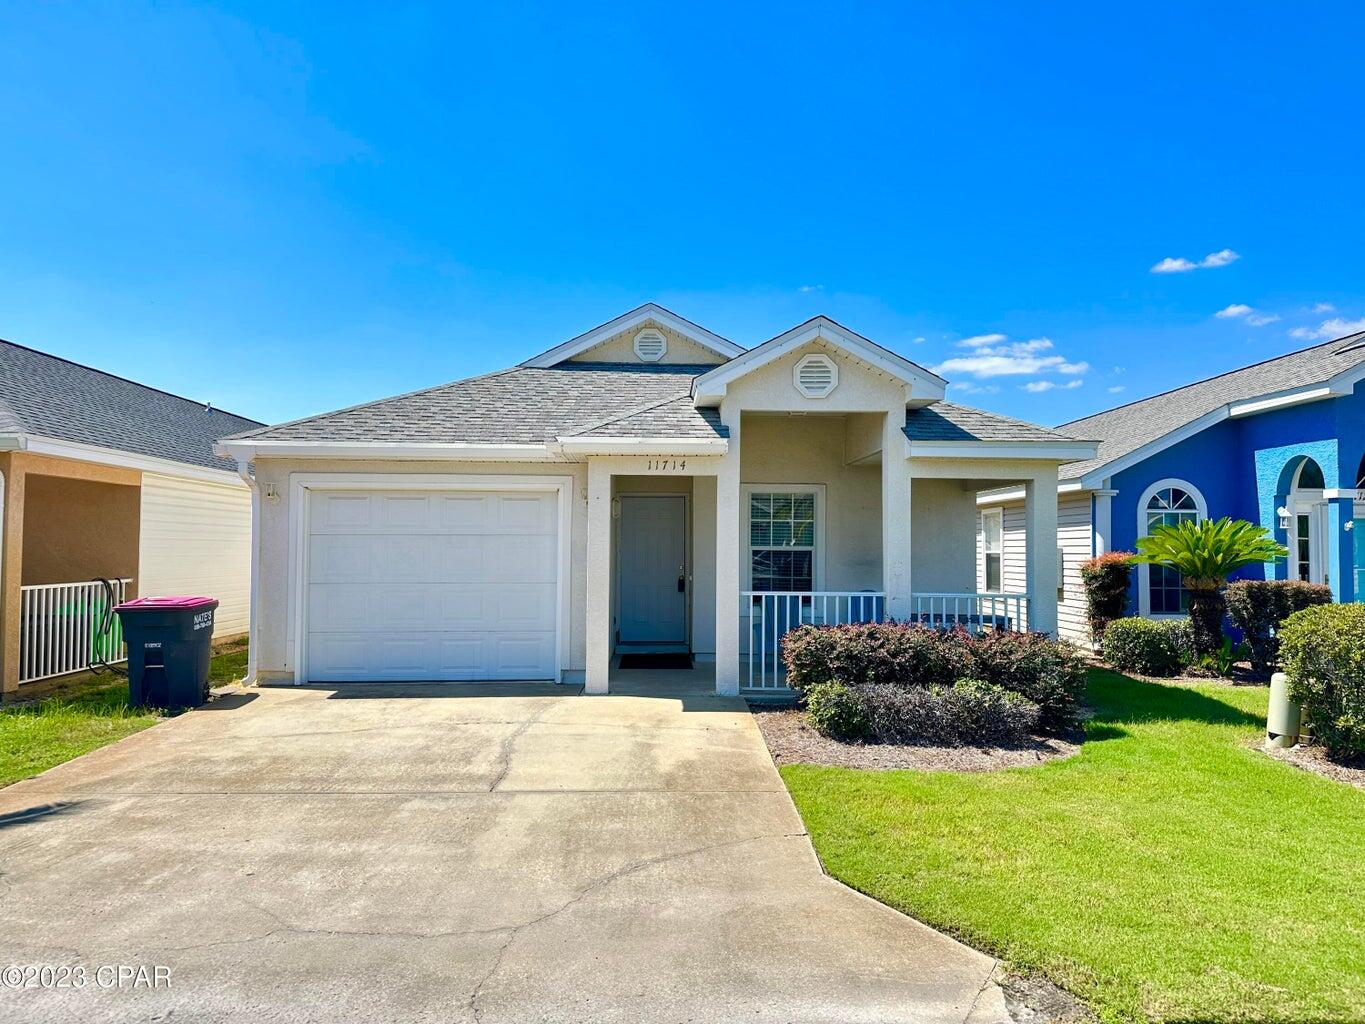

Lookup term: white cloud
[1311,302,1336,313]
[957,333,1008,348]
[1288,317,1365,341]
[798,284,823,294]
[949,382,1000,395]
[1022,379,1083,393]
[1150,248,1241,273]
[1107,385,1126,394]
[911,336,926,344]
[1215,303,1279,326]
[933,334,1088,379]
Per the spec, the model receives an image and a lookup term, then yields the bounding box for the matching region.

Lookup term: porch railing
[742,591,886,692]
[910,592,1029,633]
[19,579,132,684]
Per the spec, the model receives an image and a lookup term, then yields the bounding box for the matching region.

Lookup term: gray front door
[617,495,687,644]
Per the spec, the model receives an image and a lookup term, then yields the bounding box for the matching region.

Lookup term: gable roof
[0,339,264,474]
[691,316,946,405]
[519,303,745,368]
[904,402,1084,443]
[1058,331,1365,483]
[220,363,718,449]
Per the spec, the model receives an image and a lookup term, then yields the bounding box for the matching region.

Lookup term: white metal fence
[910,592,1029,633]
[742,591,886,692]
[19,579,132,684]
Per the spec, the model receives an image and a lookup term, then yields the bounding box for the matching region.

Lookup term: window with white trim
[749,492,816,591]
[1144,485,1201,614]
[982,508,1003,592]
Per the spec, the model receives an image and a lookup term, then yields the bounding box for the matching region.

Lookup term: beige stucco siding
[567,320,727,365]
[911,479,978,593]
[249,459,589,683]
[978,493,1092,642]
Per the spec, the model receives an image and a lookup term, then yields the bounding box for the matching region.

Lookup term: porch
[583,409,1062,696]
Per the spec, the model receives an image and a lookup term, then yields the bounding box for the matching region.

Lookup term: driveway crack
[488,701,562,792]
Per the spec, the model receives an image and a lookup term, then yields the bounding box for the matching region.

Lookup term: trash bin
[115,596,219,710]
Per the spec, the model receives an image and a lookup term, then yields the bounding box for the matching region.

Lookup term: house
[976,331,1365,644]
[0,340,263,695]
[217,304,1096,695]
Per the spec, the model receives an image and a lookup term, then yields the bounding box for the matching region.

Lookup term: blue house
[977,330,1365,643]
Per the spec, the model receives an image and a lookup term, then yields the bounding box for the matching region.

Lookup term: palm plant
[1132,517,1288,657]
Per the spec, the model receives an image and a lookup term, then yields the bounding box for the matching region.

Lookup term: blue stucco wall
[1102,379,1365,608]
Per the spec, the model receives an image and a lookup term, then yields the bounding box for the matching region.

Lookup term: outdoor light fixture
[1277,505,1291,530]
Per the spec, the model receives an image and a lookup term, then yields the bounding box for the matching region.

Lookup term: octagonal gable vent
[793,353,839,398]
[633,328,668,362]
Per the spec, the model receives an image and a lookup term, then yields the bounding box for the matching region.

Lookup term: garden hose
[88,577,127,676]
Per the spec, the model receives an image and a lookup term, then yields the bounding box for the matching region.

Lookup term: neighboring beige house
[218,304,1097,696]
[0,340,262,695]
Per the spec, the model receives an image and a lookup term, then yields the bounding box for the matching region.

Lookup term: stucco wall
[567,319,727,365]
[910,478,977,593]
[250,459,589,683]
[21,474,141,587]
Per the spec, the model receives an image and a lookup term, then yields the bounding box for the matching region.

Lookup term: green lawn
[0,642,249,789]
[782,671,1365,1023]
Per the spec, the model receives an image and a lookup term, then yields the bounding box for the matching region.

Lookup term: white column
[881,411,913,619]
[714,407,741,696]
[1093,486,1117,556]
[585,460,612,694]
[1024,468,1060,636]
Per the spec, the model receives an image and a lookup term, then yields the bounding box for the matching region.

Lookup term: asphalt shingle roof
[226,363,721,444]
[904,402,1084,443]
[0,340,264,472]
[1057,332,1365,481]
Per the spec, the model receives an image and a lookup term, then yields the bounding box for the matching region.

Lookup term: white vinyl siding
[138,473,253,635]
[977,494,1093,644]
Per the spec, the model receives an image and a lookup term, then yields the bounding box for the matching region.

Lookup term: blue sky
[2,2,1363,427]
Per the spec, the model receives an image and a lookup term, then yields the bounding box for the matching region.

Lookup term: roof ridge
[1057,329,1365,430]
[220,366,523,442]
[0,337,264,427]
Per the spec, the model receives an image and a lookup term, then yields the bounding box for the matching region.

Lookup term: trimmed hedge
[1079,551,1134,644]
[783,622,1085,734]
[1225,579,1333,676]
[853,679,1041,747]
[804,681,869,741]
[1279,604,1365,760]
[1102,617,1193,677]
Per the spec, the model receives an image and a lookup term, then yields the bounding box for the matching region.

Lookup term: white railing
[910,592,1028,633]
[19,579,132,684]
[742,591,886,692]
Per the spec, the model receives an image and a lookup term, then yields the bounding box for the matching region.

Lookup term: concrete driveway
[0,675,1007,1023]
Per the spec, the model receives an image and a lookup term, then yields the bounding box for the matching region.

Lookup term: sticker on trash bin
[192,610,213,630]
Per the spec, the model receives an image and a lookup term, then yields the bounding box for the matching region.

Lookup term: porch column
[714,409,741,696]
[1326,497,1356,604]
[882,411,912,619]
[1024,468,1060,636]
[0,459,22,697]
[585,460,612,695]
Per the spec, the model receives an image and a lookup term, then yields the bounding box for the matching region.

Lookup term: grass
[781,671,1365,1023]
[0,641,250,789]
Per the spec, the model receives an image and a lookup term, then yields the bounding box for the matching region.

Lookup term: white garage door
[305,489,560,682]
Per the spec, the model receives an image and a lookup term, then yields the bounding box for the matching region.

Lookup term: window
[1296,514,1312,582]
[1144,485,1202,614]
[793,353,839,398]
[982,509,1003,592]
[749,492,816,592]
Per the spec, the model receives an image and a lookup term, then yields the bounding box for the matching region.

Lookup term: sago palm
[1133,517,1288,656]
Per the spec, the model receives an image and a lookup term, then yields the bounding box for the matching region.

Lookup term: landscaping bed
[751,703,1079,771]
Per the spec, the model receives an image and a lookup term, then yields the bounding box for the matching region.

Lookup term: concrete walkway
[0,673,1007,1023]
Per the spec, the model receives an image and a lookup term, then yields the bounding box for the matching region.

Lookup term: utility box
[116,596,219,711]
[1266,671,1301,749]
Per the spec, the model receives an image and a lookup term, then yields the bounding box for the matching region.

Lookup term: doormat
[617,653,693,670]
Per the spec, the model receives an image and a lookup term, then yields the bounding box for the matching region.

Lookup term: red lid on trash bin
[116,596,218,611]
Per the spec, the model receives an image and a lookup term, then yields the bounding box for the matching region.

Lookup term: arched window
[1356,452,1365,490]
[1294,458,1325,491]
[1137,479,1207,616]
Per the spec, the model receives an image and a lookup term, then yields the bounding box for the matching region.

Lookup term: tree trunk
[1186,586,1226,657]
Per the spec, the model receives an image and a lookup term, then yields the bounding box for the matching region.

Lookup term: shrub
[781,622,974,691]
[781,626,842,691]
[1079,551,1134,644]
[1103,617,1193,677]
[965,630,1088,732]
[1279,604,1365,760]
[1225,579,1333,676]
[804,681,869,740]
[854,680,1040,747]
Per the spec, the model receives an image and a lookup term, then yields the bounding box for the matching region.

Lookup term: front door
[617,495,687,644]
[1292,502,1328,585]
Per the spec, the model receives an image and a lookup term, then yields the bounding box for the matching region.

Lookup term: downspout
[233,455,259,686]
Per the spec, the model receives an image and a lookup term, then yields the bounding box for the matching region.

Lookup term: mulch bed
[1001,971,1098,1024]
[749,705,1080,772]
[1260,742,1365,790]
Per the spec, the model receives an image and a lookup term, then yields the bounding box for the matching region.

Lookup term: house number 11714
[645,459,687,472]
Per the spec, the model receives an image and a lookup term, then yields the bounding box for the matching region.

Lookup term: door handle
[677,574,687,593]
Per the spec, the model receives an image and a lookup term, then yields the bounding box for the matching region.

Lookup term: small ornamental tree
[1078,551,1134,645]
[1132,518,1288,657]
